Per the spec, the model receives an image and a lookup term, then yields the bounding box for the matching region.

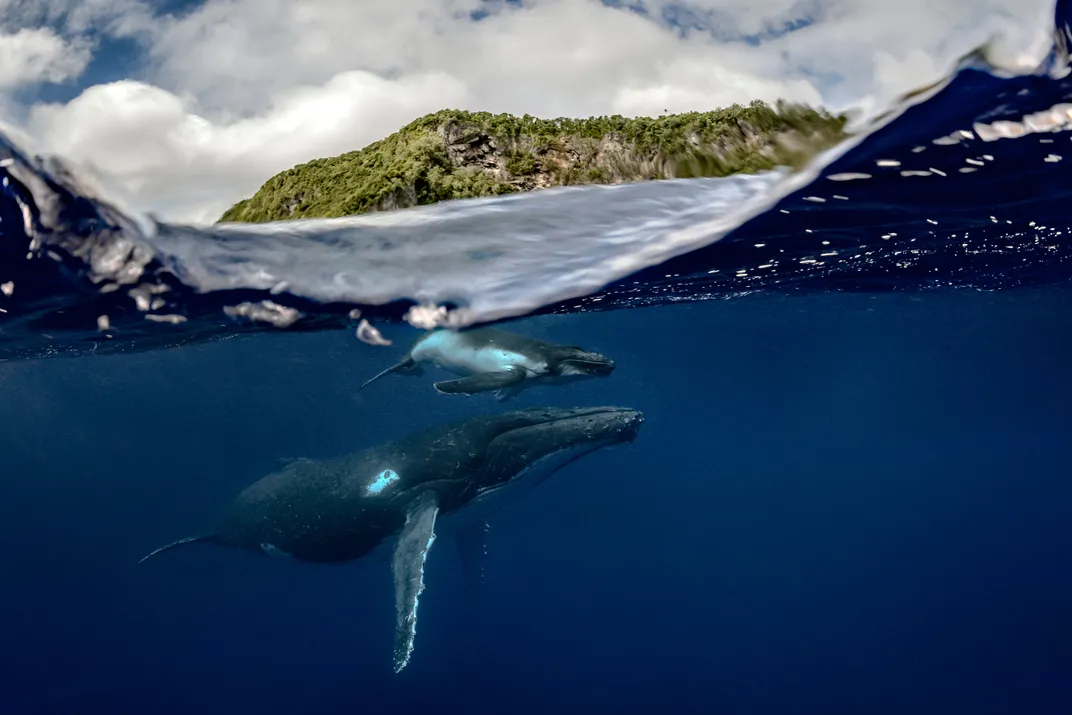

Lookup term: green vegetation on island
[219,99,850,223]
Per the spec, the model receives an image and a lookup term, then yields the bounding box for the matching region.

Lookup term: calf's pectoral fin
[392,490,440,674]
[433,366,527,395]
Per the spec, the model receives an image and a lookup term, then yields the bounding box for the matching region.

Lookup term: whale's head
[471,406,643,498]
[552,346,616,378]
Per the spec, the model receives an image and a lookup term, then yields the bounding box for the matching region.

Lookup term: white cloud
[0,27,90,88]
[30,72,471,223]
[5,0,1059,223]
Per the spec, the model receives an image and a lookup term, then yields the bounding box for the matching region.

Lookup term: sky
[0,0,1057,224]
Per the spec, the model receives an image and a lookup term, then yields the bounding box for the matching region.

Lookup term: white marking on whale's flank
[366,468,400,495]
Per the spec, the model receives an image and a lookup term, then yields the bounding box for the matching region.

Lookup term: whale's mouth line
[546,406,642,427]
[497,407,644,449]
[558,358,615,373]
[542,406,636,419]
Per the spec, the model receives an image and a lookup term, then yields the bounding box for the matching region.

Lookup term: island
[218,100,849,224]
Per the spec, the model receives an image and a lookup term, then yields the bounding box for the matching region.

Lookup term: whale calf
[138,406,644,673]
[355,326,615,400]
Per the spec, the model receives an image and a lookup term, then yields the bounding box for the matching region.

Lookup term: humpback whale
[355,326,615,400]
[138,406,644,673]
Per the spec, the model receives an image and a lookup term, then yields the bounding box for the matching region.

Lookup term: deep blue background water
[2,286,1070,714]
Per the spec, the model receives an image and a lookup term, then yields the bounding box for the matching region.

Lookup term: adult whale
[355,326,616,400]
[138,406,644,673]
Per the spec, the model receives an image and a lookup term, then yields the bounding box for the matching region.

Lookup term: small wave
[2,0,1072,361]
[154,170,809,326]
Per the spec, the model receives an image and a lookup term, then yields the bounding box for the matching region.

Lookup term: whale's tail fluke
[138,534,216,564]
[356,357,418,393]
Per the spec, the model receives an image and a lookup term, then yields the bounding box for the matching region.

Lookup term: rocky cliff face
[219,103,848,223]
[436,119,649,192]
[435,114,807,191]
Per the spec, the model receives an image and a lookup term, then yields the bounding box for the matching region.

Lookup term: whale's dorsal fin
[392,490,440,673]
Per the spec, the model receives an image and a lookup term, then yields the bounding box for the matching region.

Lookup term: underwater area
[2,290,1072,714]
[3,1,1072,714]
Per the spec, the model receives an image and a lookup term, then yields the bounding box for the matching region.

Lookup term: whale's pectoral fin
[392,490,440,674]
[433,366,526,395]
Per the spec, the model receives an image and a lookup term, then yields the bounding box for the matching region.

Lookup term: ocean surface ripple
[3,0,1072,361]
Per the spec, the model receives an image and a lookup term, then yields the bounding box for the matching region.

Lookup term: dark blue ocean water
[4,2,1072,713]
[2,291,1071,714]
